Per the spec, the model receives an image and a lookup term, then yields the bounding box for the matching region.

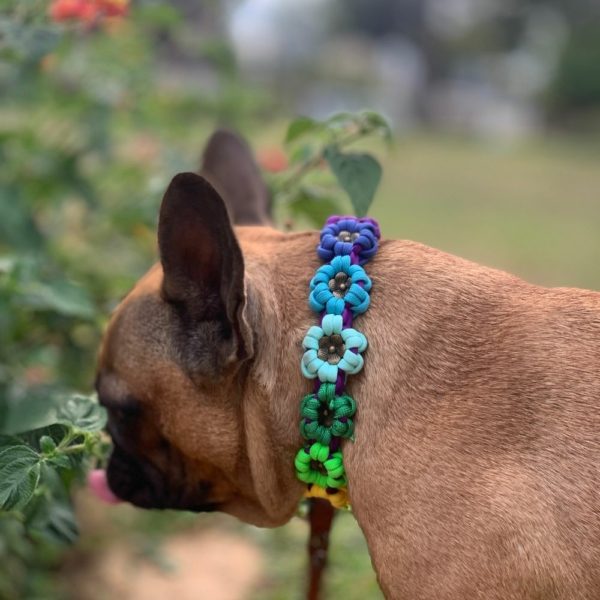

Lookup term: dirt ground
[70,492,265,600]
[74,530,264,600]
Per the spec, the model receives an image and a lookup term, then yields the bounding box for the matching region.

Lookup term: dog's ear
[200,129,271,226]
[158,172,252,364]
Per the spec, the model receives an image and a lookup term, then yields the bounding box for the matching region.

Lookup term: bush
[0,3,390,597]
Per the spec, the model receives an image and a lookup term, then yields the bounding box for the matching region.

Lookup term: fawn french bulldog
[95,130,600,599]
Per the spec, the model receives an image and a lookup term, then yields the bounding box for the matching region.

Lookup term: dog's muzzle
[105,444,218,513]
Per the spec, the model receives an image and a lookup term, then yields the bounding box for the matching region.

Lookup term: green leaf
[0,257,16,274]
[0,445,41,511]
[47,453,71,470]
[137,4,182,28]
[285,116,321,144]
[360,111,393,141]
[0,391,63,435]
[44,501,79,544]
[325,112,356,127]
[0,192,42,251]
[18,424,70,452]
[26,486,78,545]
[19,279,95,320]
[57,395,107,432]
[324,146,382,217]
[289,195,342,228]
[288,143,314,165]
[0,435,23,451]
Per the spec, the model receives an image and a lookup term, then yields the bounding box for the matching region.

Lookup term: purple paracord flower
[317,215,381,265]
[324,215,381,238]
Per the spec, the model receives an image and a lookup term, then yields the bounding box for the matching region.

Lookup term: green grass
[370,134,600,289]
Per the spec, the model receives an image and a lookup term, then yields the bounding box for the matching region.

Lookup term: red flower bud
[96,0,128,18]
[48,0,128,24]
[49,0,86,21]
[257,147,289,173]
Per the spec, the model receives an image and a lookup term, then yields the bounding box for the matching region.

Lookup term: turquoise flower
[309,255,372,315]
[301,314,368,382]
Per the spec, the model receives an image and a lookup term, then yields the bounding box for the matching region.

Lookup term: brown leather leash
[306,498,336,600]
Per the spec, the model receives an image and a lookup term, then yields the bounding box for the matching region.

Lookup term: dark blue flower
[317,216,380,265]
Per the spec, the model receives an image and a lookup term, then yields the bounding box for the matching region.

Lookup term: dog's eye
[111,399,140,419]
[110,406,135,422]
[99,393,141,423]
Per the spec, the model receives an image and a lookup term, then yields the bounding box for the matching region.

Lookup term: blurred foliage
[273,111,390,223]
[549,24,600,123]
[0,1,388,597]
[333,0,600,128]
[0,397,108,599]
[0,3,173,594]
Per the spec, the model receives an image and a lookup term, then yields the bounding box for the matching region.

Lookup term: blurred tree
[547,22,600,125]
[328,0,600,127]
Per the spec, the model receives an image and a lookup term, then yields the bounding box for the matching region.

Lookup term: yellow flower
[305,484,349,510]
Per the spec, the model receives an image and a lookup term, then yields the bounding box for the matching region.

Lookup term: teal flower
[301,314,367,382]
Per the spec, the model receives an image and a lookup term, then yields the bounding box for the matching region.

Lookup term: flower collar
[295,216,380,509]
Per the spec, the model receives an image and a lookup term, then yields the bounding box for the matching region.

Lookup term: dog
[96,130,600,599]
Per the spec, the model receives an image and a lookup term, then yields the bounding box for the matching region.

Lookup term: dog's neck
[234,228,320,522]
[235,227,475,523]
[235,227,469,522]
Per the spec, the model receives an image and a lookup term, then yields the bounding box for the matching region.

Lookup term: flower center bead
[317,334,345,364]
[337,230,360,244]
[319,406,334,428]
[329,272,352,298]
[310,460,328,475]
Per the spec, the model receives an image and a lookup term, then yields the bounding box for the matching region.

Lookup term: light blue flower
[301,314,368,382]
[309,255,372,315]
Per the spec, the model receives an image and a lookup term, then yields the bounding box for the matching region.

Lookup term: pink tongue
[87,469,122,504]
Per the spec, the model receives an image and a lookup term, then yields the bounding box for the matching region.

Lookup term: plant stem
[278,130,369,195]
[61,443,86,455]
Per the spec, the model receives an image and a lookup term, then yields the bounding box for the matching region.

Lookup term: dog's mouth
[89,446,219,513]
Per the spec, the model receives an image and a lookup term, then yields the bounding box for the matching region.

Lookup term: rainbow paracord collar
[295,215,381,509]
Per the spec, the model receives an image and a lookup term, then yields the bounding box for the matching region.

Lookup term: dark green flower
[299,383,356,445]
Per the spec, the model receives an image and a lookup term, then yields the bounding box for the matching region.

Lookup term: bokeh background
[1,0,599,598]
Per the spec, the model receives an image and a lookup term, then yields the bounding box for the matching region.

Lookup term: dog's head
[95,131,305,526]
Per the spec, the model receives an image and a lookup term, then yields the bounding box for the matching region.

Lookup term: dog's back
[323,238,600,599]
